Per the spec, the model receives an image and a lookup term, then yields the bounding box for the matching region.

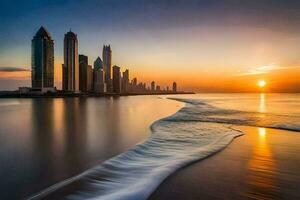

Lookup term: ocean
[0,94,299,199]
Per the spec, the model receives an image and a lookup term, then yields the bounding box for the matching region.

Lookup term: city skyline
[28,26,178,95]
[1,0,300,92]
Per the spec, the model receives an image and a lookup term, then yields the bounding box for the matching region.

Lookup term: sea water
[29,93,300,200]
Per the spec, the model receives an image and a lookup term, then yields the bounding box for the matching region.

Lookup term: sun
[258,80,266,88]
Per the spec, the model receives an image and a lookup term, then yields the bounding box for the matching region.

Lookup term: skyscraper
[63,30,79,92]
[173,81,177,92]
[122,69,129,93]
[31,26,54,89]
[94,57,103,71]
[87,65,93,92]
[112,65,121,93]
[102,45,112,91]
[151,81,155,91]
[79,54,88,92]
[94,68,106,93]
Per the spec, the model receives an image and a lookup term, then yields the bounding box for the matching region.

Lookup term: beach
[149,126,300,200]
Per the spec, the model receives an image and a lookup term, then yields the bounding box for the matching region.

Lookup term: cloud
[236,64,299,76]
[0,67,31,80]
[0,67,30,72]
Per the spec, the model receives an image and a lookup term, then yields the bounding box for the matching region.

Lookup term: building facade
[151,81,155,91]
[31,26,54,89]
[112,65,121,93]
[102,45,112,91]
[172,82,177,92]
[79,54,88,92]
[63,31,79,92]
[122,69,129,93]
[94,56,103,71]
[87,65,93,92]
[94,69,106,93]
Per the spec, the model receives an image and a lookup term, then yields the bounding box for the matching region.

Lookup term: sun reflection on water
[244,128,280,199]
[259,93,266,113]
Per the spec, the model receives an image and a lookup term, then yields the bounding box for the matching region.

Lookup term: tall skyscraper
[122,69,129,93]
[151,81,155,91]
[173,81,177,92]
[94,57,103,71]
[63,30,79,92]
[94,68,106,93]
[79,54,88,92]
[31,26,54,89]
[102,45,112,91]
[112,65,121,93]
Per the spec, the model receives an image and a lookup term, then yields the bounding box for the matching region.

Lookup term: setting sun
[258,80,266,88]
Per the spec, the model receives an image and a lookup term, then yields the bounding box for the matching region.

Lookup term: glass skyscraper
[31,26,54,88]
[63,31,79,92]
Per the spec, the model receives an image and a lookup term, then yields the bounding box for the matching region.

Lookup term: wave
[168,98,300,132]
[28,98,243,200]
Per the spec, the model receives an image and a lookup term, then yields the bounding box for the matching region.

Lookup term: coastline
[149,126,300,200]
[0,91,194,98]
[24,97,185,200]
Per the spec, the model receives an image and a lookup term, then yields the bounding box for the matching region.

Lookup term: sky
[1,0,300,92]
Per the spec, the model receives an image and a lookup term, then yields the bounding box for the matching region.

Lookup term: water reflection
[0,96,181,199]
[244,128,280,199]
[259,93,266,113]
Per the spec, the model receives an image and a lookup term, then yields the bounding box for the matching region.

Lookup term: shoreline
[149,126,300,200]
[0,91,194,98]
[24,97,185,200]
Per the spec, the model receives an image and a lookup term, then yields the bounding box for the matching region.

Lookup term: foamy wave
[168,98,300,132]
[28,99,243,200]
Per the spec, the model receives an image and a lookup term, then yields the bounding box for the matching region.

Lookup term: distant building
[166,86,169,91]
[112,65,121,93]
[156,85,161,91]
[151,81,155,91]
[103,45,112,91]
[31,26,54,89]
[87,65,93,92]
[172,82,177,92]
[79,54,88,92]
[94,56,103,71]
[63,30,79,92]
[132,78,137,86]
[122,69,129,93]
[94,69,106,93]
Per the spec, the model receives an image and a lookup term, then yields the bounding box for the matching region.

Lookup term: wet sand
[149,126,300,200]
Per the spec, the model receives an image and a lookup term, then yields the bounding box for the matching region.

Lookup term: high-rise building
[79,54,88,92]
[94,56,103,71]
[63,30,79,92]
[31,26,54,89]
[151,81,155,91]
[94,68,106,93]
[102,45,112,91]
[156,85,161,91]
[87,65,93,92]
[172,81,177,92]
[122,69,129,93]
[112,65,121,93]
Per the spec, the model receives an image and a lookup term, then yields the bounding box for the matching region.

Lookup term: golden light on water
[258,127,266,138]
[245,127,278,199]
